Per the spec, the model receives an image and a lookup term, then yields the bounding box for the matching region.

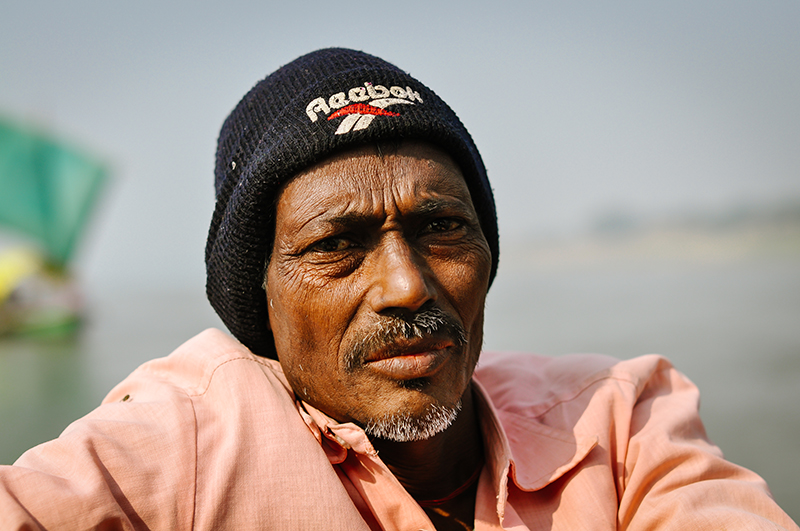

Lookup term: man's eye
[425,218,462,233]
[312,237,353,253]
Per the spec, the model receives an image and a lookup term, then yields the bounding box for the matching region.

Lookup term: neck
[370,383,484,501]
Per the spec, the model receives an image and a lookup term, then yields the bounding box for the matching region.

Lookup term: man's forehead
[298,196,476,233]
[276,141,474,225]
[295,140,463,181]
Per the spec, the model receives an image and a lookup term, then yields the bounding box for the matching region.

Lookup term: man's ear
[264,258,281,361]
[264,284,272,332]
[263,253,275,332]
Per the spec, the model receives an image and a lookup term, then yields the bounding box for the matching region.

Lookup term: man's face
[266,141,492,441]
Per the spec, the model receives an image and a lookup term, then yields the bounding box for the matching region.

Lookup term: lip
[364,339,454,380]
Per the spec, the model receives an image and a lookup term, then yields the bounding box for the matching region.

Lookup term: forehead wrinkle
[279,142,472,235]
[371,151,469,221]
[389,148,470,200]
[304,154,393,225]
[278,161,377,236]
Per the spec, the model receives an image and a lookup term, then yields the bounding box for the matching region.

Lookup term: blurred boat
[0,118,108,336]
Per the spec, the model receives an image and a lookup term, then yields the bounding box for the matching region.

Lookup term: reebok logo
[306,82,423,135]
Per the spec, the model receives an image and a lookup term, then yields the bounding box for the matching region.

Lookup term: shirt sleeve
[618,362,798,530]
[0,374,198,530]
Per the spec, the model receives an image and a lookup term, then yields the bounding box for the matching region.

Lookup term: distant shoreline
[502,208,800,271]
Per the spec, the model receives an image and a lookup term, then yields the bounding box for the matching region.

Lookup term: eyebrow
[315,197,473,230]
[317,212,376,231]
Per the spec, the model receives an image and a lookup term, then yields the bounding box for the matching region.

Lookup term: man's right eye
[311,237,354,253]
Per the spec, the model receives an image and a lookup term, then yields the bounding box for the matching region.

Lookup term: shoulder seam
[533,372,641,417]
[186,355,272,397]
[187,387,199,531]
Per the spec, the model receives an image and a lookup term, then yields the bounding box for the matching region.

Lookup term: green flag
[0,118,108,267]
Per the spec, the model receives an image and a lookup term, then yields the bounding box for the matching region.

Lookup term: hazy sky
[1,0,798,289]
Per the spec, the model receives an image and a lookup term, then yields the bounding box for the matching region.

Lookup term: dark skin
[266,142,492,530]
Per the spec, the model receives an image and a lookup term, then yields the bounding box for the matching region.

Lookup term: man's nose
[368,237,436,314]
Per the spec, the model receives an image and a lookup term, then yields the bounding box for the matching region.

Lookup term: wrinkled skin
[266,141,492,434]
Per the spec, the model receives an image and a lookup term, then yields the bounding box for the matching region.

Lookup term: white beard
[363,400,462,442]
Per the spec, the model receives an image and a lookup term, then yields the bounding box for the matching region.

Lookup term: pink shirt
[1,328,796,530]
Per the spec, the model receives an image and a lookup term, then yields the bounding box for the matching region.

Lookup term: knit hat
[206,48,498,358]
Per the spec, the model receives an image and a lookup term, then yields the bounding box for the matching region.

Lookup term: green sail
[0,118,108,267]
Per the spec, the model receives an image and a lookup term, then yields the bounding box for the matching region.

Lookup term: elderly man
[1,48,797,530]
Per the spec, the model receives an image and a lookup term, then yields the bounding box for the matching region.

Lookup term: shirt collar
[472,378,598,520]
[296,399,378,463]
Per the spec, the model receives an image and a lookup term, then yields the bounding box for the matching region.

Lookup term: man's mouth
[343,305,468,377]
[363,338,454,380]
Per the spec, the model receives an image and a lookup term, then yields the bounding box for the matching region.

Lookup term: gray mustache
[345,307,467,372]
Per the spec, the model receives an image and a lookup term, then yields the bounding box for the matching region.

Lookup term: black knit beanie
[206,48,498,358]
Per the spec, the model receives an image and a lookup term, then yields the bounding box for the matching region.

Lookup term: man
[0,48,797,530]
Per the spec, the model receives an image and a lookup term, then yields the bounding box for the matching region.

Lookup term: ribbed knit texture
[206,48,498,358]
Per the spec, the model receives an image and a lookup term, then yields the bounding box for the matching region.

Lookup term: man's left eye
[425,218,462,233]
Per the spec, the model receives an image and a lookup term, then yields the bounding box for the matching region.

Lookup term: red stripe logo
[328,103,401,120]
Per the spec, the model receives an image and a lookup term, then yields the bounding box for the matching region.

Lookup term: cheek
[266,265,358,395]
[437,247,492,315]
[270,304,334,405]
[268,264,329,345]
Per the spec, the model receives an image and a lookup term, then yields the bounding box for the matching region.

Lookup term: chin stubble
[363,399,463,442]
